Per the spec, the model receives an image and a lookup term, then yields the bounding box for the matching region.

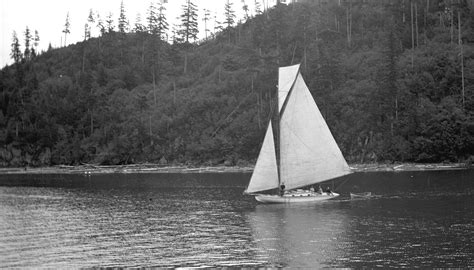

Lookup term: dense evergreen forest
[1,1,473,167]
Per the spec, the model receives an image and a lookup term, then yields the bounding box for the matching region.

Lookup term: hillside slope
[1,2,473,166]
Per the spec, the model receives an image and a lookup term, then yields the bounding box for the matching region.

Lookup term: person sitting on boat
[280,184,286,196]
[318,185,323,194]
[326,186,333,195]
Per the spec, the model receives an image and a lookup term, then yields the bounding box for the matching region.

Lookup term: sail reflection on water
[245,204,349,268]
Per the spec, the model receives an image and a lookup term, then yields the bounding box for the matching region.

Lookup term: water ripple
[1,175,473,268]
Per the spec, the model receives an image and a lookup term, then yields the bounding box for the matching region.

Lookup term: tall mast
[276,64,301,189]
[275,85,281,188]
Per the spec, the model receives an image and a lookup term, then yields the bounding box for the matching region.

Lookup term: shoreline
[0,163,470,175]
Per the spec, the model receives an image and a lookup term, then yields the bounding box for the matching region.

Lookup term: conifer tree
[10,31,22,64]
[106,12,115,33]
[171,24,179,43]
[178,0,199,43]
[224,0,236,29]
[33,30,40,55]
[134,13,147,65]
[203,9,211,39]
[118,1,129,33]
[84,12,92,40]
[62,12,71,46]
[157,2,169,40]
[214,13,223,33]
[24,26,32,60]
[254,0,262,15]
[134,13,146,33]
[147,2,158,34]
[96,13,106,36]
[87,9,95,36]
[84,23,91,40]
[242,0,250,20]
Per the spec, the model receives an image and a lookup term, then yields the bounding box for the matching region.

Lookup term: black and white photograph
[0,0,473,267]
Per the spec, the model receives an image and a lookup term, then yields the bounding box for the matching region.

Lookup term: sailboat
[244,64,352,203]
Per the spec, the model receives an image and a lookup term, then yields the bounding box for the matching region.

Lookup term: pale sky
[1,0,278,68]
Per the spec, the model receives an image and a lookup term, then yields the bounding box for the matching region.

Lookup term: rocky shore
[0,163,469,174]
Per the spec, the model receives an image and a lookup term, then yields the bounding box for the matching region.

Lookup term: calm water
[0,170,473,268]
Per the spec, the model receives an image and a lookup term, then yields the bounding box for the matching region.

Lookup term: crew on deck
[326,186,333,195]
[280,184,286,196]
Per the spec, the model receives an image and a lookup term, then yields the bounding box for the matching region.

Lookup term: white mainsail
[279,72,352,190]
[245,122,279,193]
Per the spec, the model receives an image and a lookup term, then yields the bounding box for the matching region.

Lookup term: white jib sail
[245,122,279,194]
[278,64,300,112]
[279,72,352,190]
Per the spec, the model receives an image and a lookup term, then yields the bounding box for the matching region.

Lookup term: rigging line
[267,91,276,123]
[211,92,254,138]
[290,42,298,64]
[334,177,351,192]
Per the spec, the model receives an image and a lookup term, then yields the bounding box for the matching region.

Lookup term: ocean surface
[0,170,473,268]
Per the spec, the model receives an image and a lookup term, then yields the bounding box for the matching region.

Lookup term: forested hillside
[1,1,473,167]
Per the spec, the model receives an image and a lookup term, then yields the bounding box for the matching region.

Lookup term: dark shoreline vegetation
[1,1,473,168]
